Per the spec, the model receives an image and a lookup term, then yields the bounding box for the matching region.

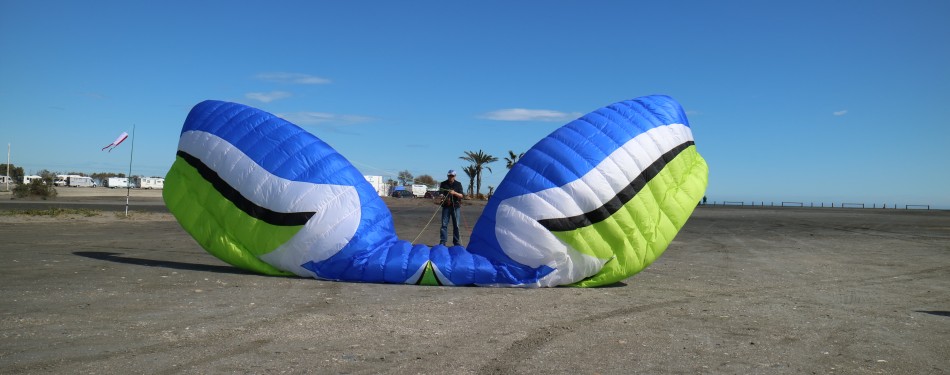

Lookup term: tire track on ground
[476,264,949,374]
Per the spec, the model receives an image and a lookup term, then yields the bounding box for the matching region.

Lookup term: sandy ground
[0,190,948,374]
[2,186,166,199]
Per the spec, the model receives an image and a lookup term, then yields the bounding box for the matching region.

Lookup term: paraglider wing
[164,95,707,287]
[467,95,708,287]
[163,100,395,277]
[163,100,552,286]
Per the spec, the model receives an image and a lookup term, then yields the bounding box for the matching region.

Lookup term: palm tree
[504,150,524,169]
[459,149,498,198]
[462,165,477,197]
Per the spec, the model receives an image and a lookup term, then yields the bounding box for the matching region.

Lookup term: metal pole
[126,125,135,217]
[5,143,9,192]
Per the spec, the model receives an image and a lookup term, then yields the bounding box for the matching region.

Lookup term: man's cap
[447,169,456,176]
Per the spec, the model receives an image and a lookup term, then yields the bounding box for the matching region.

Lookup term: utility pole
[6,143,10,192]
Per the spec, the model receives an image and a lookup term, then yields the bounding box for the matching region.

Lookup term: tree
[459,149,498,198]
[12,179,57,199]
[37,169,58,182]
[397,170,414,186]
[462,165,477,197]
[0,163,25,182]
[13,169,57,199]
[504,150,524,169]
[414,174,436,187]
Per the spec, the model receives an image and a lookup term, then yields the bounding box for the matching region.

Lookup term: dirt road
[0,192,947,374]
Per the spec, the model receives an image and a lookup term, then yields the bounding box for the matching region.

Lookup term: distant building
[364,175,386,196]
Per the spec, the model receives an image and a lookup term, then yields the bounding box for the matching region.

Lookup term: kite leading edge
[163,95,708,287]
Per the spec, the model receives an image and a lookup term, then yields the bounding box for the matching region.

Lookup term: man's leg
[451,207,461,246]
[439,207,449,245]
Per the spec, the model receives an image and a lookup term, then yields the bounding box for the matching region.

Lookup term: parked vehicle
[66,176,96,187]
[411,184,428,198]
[424,190,442,199]
[107,177,130,189]
[135,177,164,189]
[391,190,415,198]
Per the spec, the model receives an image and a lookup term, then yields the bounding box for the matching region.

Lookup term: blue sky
[1,1,948,208]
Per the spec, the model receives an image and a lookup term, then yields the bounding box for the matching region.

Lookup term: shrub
[12,180,58,200]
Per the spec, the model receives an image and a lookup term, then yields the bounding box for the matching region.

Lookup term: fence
[699,201,936,210]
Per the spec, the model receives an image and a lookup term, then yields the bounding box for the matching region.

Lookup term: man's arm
[441,182,464,199]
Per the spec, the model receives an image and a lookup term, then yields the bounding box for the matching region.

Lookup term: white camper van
[136,177,164,189]
[107,177,130,189]
[66,176,96,187]
[411,184,428,198]
[23,175,42,184]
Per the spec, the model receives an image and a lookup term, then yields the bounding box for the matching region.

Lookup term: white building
[364,175,386,196]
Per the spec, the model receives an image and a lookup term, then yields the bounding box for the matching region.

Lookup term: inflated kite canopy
[163,95,708,287]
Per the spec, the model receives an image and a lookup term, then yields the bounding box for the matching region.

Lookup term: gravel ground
[0,191,948,374]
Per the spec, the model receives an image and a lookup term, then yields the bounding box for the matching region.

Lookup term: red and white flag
[101,132,129,152]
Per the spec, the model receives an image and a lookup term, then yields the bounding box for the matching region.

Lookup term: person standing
[439,169,465,246]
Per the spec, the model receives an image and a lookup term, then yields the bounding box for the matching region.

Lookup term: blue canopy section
[180,100,400,271]
[179,100,554,286]
[466,95,691,264]
[301,241,553,286]
[486,95,688,202]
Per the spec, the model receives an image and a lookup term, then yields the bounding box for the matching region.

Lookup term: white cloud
[245,91,292,103]
[256,72,331,85]
[82,92,106,100]
[833,110,848,116]
[480,108,582,122]
[278,111,373,126]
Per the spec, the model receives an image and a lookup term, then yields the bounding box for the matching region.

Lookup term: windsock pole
[125,125,135,217]
[6,143,10,192]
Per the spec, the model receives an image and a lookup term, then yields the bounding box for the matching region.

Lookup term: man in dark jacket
[439,169,465,246]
